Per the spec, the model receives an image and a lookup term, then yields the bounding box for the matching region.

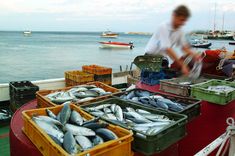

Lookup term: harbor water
[0,31,234,83]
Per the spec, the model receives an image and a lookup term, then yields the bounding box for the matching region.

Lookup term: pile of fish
[84,103,175,136]
[32,103,119,155]
[206,85,235,94]
[46,84,112,104]
[119,90,185,112]
[0,109,11,120]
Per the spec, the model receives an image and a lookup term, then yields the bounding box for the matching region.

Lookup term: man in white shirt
[145,5,200,75]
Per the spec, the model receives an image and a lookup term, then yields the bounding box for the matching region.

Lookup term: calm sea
[0,31,234,83]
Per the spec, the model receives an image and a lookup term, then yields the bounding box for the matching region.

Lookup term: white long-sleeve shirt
[145,21,187,58]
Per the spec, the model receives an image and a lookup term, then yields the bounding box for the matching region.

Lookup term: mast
[222,13,224,34]
[213,3,217,32]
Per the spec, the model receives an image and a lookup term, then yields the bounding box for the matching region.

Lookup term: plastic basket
[9,80,39,96]
[140,70,166,85]
[133,55,163,72]
[113,88,201,121]
[94,74,112,85]
[191,79,235,105]
[22,104,133,156]
[81,98,187,155]
[36,81,121,108]
[82,65,112,75]
[160,77,209,97]
[65,70,94,87]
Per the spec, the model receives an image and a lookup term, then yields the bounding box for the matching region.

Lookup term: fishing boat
[190,39,212,48]
[229,42,235,45]
[100,31,119,38]
[99,41,134,49]
[23,31,32,36]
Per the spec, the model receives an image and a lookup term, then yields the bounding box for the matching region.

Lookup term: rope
[216,117,235,156]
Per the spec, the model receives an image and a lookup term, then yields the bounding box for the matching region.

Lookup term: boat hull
[191,43,212,48]
[206,36,234,40]
[229,42,235,45]
[100,44,132,49]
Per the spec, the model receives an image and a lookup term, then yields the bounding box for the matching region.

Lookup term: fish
[74,90,99,98]
[90,135,104,146]
[136,109,151,114]
[46,109,57,120]
[95,128,118,141]
[126,91,135,99]
[75,136,93,150]
[82,117,100,126]
[33,117,64,143]
[63,131,79,154]
[134,90,151,97]
[83,122,108,130]
[90,87,106,95]
[48,134,63,147]
[70,110,83,126]
[207,85,235,94]
[114,105,123,121]
[145,126,164,135]
[64,123,96,136]
[59,103,71,125]
[103,107,112,114]
[35,116,63,127]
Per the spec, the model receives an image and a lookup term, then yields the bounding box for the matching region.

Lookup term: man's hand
[181,64,190,75]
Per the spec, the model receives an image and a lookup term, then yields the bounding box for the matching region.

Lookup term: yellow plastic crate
[65,70,94,87]
[22,104,133,156]
[82,65,112,75]
[36,81,121,108]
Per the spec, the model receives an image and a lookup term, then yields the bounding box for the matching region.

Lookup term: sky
[0,0,234,32]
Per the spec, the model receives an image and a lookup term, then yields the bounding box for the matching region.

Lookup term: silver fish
[90,87,106,95]
[75,135,93,150]
[59,103,71,125]
[33,117,64,143]
[95,128,118,141]
[64,123,96,136]
[91,135,104,146]
[70,110,83,126]
[36,116,62,126]
[63,131,79,154]
[114,105,123,121]
[46,109,57,120]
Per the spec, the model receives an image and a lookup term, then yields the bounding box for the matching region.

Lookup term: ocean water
[0,31,234,83]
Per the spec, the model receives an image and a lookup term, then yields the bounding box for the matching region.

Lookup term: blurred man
[145,5,200,75]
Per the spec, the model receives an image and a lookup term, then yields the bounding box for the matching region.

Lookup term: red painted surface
[10,100,42,156]
[9,84,235,156]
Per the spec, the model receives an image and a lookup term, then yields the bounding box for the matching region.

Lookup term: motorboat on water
[229,42,235,45]
[23,31,32,36]
[99,41,134,49]
[100,31,119,38]
[190,39,212,48]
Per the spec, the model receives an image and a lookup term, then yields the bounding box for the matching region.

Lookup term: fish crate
[82,65,112,75]
[22,104,133,156]
[191,79,235,105]
[160,77,209,97]
[9,80,39,96]
[10,94,36,112]
[65,70,94,87]
[113,88,201,121]
[127,75,140,86]
[133,55,163,72]
[36,81,121,108]
[94,74,112,85]
[81,98,187,155]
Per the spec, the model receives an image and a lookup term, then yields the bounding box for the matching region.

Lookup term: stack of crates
[9,81,39,112]
[82,65,112,85]
[64,70,94,87]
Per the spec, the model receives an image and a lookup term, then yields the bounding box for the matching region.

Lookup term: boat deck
[0,125,10,156]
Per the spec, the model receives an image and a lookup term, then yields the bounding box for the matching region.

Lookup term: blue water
[0,31,234,83]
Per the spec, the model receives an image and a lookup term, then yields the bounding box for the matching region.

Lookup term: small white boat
[23,31,32,36]
[100,31,118,38]
[190,39,212,48]
[99,41,134,49]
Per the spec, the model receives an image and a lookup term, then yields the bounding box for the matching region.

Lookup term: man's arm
[182,45,201,61]
[166,48,189,75]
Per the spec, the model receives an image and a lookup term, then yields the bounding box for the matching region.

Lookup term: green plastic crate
[81,98,187,155]
[113,88,201,122]
[191,79,235,105]
[160,77,209,97]
[133,55,163,72]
